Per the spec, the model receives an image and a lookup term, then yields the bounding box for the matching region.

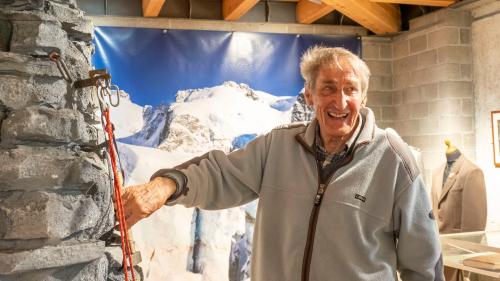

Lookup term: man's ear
[304,88,314,107]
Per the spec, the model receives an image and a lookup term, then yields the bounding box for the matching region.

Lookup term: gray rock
[0,256,107,281]
[46,1,92,42]
[0,191,100,240]
[63,36,92,81]
[0,145,109,192]
[0,12,12,52]
[0,75,68,110]
[10,17,68,56]
[0,239,52,253]
[0,0,45,11]
[0,241,104,275]
[73,86,101,125]
[72,40,94,64]
[0,52,61,77]
[105,246,143,281]
[1,106,102,146]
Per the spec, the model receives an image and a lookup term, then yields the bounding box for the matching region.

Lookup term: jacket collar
[295,107,376,154]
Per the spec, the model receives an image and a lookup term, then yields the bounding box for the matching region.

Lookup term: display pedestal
[441,231,500,278]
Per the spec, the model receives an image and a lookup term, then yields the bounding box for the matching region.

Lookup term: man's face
[304,62,364,141]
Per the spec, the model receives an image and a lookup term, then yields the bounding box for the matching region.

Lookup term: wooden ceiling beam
[223,0,260,20]
[142,0,166,17]
[321,0,401,34]
[296,0,336,24]
[370,0,455,7]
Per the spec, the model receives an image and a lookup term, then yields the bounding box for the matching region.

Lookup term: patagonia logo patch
[354,194,366,203]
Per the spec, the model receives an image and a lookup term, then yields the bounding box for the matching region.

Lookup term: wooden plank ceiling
[142,0,456,34]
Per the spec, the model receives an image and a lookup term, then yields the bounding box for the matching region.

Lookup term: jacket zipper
[300,142,369,281]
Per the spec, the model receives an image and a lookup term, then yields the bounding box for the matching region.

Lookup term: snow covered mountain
[110,82,296,281]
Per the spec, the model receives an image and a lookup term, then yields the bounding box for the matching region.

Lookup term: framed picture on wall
[492,110,500,167]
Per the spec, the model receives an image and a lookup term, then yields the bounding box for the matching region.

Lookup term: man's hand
[122,177,177,227]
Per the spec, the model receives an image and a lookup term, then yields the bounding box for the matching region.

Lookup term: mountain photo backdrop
[93,26,361,281]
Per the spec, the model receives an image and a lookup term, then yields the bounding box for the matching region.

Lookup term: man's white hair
[300,46,371,96]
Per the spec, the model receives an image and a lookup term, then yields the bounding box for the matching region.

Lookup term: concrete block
[0,75,67,110]
[393,55,417,74]
[438,81,472,99]
[462,133,475,148]
[428,27,459,49]
[1,107,101,147]
[428,99,461,117]
[421,83,438,101]
[394,104,411,120]
[0,145,109,192]
[398,119,420,136]
[362,41,380,59]
[410,35,427,54]
[409,10,443,30]
[461,99,473,116]
[410,135,433,150]
[460,64,472,81]
[368,75,393,91]
[366,60,392,75]
[0,52,61,78]
[393,39,409,59]
[366,91,392,106]
[403,87,421,104]
[380,44,392,59]
[411,64,461,86]
[443,10,471,27]
[439,116,474,133]
[417,50,437,69]
[0,191,100,240]
[393,90,402,105]
[460,28,471,45]
[377,121,394,129]
[0,241,104,275]
[418,119,437,134]
[381,106,395,121]
[393,72,410,90]
[437,46,471,64]
[410,102,428,119]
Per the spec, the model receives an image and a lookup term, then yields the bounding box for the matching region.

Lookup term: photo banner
[93,27,361,106]
[92,26,361,281]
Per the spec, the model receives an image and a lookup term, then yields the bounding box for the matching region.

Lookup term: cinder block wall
[391,9,474,185]
[469,0,500,233]
[362,37,395,130]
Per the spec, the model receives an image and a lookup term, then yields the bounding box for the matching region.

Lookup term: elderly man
[123,46,444,281]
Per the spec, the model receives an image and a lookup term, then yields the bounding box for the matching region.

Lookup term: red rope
[103,109,137,281]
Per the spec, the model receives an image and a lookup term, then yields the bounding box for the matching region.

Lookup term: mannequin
[431,139,488,281]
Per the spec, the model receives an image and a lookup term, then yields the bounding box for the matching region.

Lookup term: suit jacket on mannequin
[431,154,487,234]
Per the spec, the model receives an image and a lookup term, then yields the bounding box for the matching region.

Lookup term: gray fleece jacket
[159,107,444,281]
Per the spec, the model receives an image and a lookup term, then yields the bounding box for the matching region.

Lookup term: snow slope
[111,82,294,281]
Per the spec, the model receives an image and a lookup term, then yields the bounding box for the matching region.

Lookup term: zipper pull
[314,184,327,205]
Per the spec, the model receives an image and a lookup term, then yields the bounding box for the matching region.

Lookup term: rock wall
[0,1,116,280]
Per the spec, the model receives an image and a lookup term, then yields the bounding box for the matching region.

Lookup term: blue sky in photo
[92,26,361,106]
